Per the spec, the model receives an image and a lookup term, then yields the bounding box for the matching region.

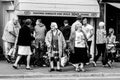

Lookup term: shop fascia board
[17,2,99,13]
[17,0,99,5]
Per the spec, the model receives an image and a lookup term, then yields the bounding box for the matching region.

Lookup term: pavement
[0,60,120,79]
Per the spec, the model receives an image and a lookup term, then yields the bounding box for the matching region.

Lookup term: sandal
[80,68,86,72]
[26,67,33,70]
[13,65,18,69]
[75,68,80,72]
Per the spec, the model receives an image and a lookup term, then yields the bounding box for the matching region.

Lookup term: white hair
[99,22,105,27]
[11,15,18,21]
[50,22,58,29]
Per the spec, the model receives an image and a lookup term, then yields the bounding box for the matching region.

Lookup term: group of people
[2,15,118,72]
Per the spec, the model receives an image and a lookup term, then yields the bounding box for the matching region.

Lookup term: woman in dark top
[13,19,34,70]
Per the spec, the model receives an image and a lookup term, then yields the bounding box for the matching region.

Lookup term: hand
[11,54,15,59]
[47,44,51,48]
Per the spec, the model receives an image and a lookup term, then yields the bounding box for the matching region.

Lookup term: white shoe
[92,61,97,67]
[86,62,90,65]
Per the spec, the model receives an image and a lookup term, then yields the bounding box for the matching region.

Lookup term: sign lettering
[17,11,99,17]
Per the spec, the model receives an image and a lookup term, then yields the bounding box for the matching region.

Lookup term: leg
[56,61,61,71]
[87,41,92,54]
[26,55,31,68]
[49,57,55,72]
[56,58,60,70]
[56,57,62,72]
[79,63,85,72]
[113,52,117,62]
[87,41,93,64]
[101,44,108,66]
[94,44,102,63]
[13,55,22,68]
[74,64,79,72]
[50,61,54,69]
[4,42,11,62]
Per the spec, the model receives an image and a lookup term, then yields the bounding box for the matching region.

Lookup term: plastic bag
[61,55,68,67]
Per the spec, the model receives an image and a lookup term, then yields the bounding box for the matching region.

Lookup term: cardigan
[45,29,66,57]
[17,25,34,46]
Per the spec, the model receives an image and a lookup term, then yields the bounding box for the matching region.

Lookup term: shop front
[6,0,100,58]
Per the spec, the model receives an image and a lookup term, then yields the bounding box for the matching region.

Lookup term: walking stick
[11,35,18,58]
[11,27,20,59]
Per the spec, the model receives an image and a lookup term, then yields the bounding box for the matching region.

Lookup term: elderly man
[2,16,21,63]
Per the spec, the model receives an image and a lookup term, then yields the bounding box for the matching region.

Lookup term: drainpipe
[104,2,106,30]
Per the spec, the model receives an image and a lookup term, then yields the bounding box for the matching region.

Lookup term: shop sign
[32,11,98,17]
[17,11,98,17]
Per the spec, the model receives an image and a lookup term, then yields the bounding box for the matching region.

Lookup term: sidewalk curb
[0,73,120,79]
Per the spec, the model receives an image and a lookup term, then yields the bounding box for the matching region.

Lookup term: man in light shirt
[2,16,21,63]
[82,17,96,66]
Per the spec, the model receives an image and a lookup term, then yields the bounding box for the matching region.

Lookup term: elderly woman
[13,19,34,70]
[94,22,107,67]
[69,22,89,72]
[45,22,66,72]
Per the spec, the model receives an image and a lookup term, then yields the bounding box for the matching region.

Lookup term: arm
[45,31,51,48]
[61,32,66,49]
[69,32,75,53]
[112,35,116,44]
[7,23,16,37]
[44,26,47,36]
[88,28,94,40]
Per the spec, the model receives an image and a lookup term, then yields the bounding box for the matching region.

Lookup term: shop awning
[108,3,120,9]
[15,0,100,17]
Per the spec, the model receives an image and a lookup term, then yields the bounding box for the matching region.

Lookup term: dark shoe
[13,65,18,69]
[6,59,11,63]
[6,55,12,63]
[26,67,33,70]
[56,69,62,72]
[49,68,55,72]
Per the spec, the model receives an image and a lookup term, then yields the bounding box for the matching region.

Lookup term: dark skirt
[69,47,89,64]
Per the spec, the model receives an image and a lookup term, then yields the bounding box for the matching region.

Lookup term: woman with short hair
[45,22,66,72]
[106,28,116,67]
[13,19,34,70]
[94,22,107,67]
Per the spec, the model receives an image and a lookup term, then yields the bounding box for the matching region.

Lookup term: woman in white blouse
[69,23,89,72]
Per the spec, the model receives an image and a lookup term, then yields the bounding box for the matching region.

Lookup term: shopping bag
[61,55,68,67]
